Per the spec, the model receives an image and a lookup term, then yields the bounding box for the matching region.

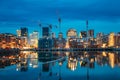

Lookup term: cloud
[0,0,120,24]
[56,0,120,21]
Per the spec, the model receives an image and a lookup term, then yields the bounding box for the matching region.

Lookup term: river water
[0,51,120,80]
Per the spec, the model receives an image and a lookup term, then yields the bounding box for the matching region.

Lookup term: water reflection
[0,52,19,68]
[0,51,120,80]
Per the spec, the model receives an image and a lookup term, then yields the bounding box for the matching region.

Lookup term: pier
[20,48,120,52]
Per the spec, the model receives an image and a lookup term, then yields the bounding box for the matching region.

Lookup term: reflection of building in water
[38,58,64,80]
[38,62,58,80]
[38,51,64,76]
[65,52,70,56]
[37,51,65,80]
[108,52,115,68]
[16,52,28,71]
[15,51,39,71]
[38,52,53,62]
[95,52,120,68]
[29,52,38,68]
[16,60,28,72]
[67,57,78,71]
[89,56,95,68]
[80,60,88,67]
[96,52,108,66]
[115,52,120,67]
[0,54,19,68]
[66,51,120,69]
[102,52,107,57]
[42,63,50,72]
[79,53,95,68]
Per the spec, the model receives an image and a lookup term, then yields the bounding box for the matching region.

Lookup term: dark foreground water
[0,51,120,80]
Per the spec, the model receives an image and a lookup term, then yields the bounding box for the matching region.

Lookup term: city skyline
[0,0,120,37]
[0,1,120,80]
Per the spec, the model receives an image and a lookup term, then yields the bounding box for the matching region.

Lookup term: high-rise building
[80,31,87,38]
[42,27,50,37]
[38,38,53,49]
[67,29,77,39]
[108,32,115,47]
[66,29,77,48]
[0,33,16,48]
[79,32,82,38]
[0,33,25,49]
[21,27,28,37]
[102,34,108,44]
[88,29,94,37]
[96,33,103,47]
[55,38,66,48]
[30,31,39,48]
[38,27,54,49]
[96,33,109,48]
[52,32,56,38]
[55,32,66,48]
[16,30,21,37]
[20,27,28,47]
[58,32,63,38]
[114,33,120,47]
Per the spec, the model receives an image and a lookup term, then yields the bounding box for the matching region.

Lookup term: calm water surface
[0,51,120,80]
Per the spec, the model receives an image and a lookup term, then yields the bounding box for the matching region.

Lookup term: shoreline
[0,48,120,52]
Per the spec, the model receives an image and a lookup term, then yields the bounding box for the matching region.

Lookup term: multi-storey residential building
[29,31,39,48]
[0,33,26,49]
[108,32,115,47]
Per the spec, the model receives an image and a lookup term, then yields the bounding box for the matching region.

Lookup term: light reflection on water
[0,51,120,80]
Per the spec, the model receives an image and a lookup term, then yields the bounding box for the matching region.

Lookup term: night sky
[0,0,120,37]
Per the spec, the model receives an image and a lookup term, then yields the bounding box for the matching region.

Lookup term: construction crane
[38,22,58,38]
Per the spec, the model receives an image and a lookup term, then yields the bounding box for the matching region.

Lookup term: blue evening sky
[0,0,120,37]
